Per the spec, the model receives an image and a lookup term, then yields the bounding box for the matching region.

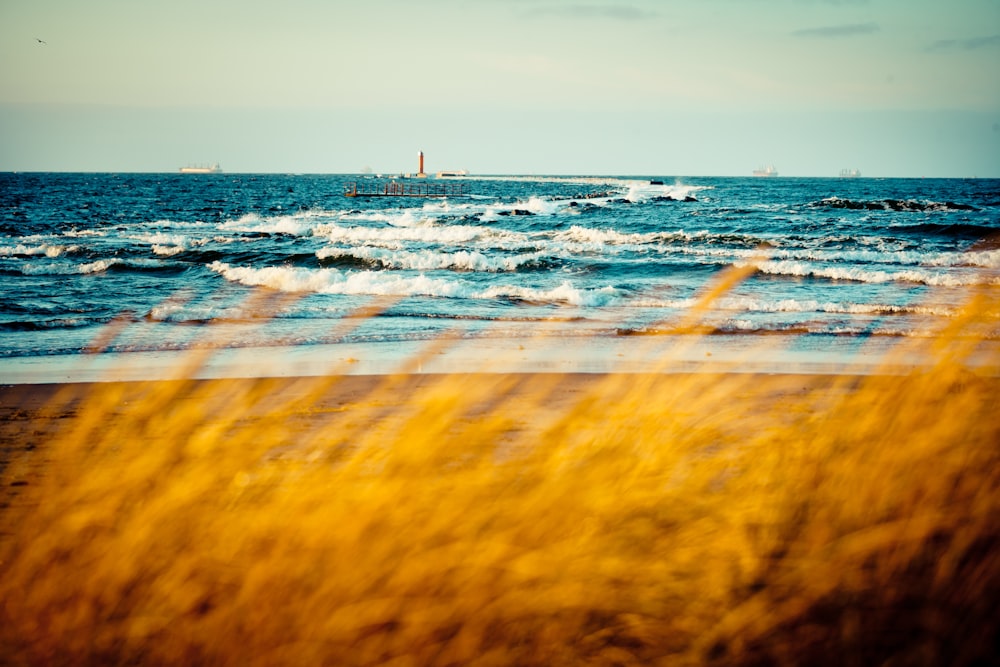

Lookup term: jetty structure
[344,151,467,198]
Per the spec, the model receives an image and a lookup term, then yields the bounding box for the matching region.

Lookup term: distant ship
[436,169,469,178]
[753,165,778,177]
[839,168,861,178]
[179,163,222,174]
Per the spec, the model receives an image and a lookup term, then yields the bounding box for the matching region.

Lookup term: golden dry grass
[0,286,998,666]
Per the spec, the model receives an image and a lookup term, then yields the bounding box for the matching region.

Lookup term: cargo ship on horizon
[753,165,778,177]
[179,163,222,174]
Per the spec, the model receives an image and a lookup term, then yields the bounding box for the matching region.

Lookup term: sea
[1,172,998,380]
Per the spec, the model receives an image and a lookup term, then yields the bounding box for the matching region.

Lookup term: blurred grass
[0,284,998,666]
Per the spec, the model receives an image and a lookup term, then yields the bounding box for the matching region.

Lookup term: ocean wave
[6,173,1000,362]
[61,228,105,238]
[813,197,980,213]
[480,199,560,222]
[316,247,552,273]
[131,232,191,246]
[209,261,470,297]
[478,281,621,307]
[212,184,702,238]
[626,182,708,203]
[207,261,617,306]
[221,212,323,236]
[741,259,999,286]
[709,297,957,317]
[553,226,751,248]
[888,222,999,240]
[0,316,106,332]
[338,209,433,226]
[152,244,187,257]
[316,222,519,247]
[678,245,1000,269]
[146,302,275,324]
[610,293,957,317]
[554,225,650,246]
[0,243,80,258]
[19,257,180,276]
[520,196,562,216]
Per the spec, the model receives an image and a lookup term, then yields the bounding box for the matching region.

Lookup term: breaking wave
[17,258,179,276]
[207,261,618,306]
[315,246,553,272]
[0,243,81,258]
[741,259,1000,286]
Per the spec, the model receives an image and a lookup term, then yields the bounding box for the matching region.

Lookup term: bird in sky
[35,38,46,45]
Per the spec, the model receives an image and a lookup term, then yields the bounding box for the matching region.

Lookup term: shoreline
[3,333,995,385]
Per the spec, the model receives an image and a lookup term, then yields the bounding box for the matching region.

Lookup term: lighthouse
[417,150,427,178]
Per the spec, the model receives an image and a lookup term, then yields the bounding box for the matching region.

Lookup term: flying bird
[36,38,46,45]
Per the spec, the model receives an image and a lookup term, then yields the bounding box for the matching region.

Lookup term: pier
[344,180,466,198]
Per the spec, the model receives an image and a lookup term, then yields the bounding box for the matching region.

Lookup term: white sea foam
[317,246,546,272]
[86,258,171,274]
[208,261,618,306]
[19,258,122,275]
[673,245,996,270]
[79,259,121,274]
[619,292,959,317]
[61,229,104,238]
[209,261,467,298]
[147,302,265,323]
[625,181,709,203]
[710,297,956,317]
[524,196,562,216]
[479,281,621,307]
[132,232,188,246]
[222,212,319,236]
[20,257,176,276]
[339,200,479,226]
[959,249,1000,269]
[306,182,701,230]
[387,210,422,227]
[554,225,676,248]
[763,247,1000,269]
[628,296,698,309]
[152,245,186,257]
[556,226,637,246]
[0,243,77,257]
[553,226,739,249]
[317,223,515,247]
[742,259,1000,287]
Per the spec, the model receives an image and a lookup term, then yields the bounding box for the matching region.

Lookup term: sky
[1,0,998,176]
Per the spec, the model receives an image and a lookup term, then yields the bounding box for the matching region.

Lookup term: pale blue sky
[2,0,998,176]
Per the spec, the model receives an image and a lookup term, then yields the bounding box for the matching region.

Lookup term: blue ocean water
[1,172,998,367]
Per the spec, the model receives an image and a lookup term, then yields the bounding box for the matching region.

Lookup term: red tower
[418,150,425,176]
